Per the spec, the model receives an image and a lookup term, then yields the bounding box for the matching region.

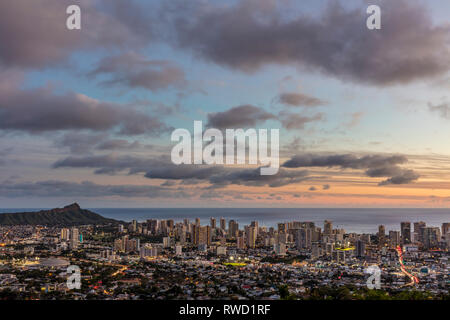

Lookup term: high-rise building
[160,220,168,235]
[378,225,385,246]
[167,220,174,231]
[245,226,256,248]
[210,217,216,229]
[423,227,441,249]
[414,221,426,234]
[70,227,79,250]
[333,250,346,263]
[250,221,259,237]
[140,245,158,258]
[356,240,366,257]
[389,230,400,246]
[264,237,275,247]
[250,221,259,238]
[131,220,137,233]
[312,227,321,242]
[178,227,187,245]
[114,236,127,252]
[296,228,312,249]
[311,243,321,259]
[60,228,70,241]
[195,218,201,226]
[278,223,287,233]
[125,238,139,252]
[325,242,334,255]
[163,237,171,248]
[193,225,211,245]
[147,219,158,235]
[414,221,426,243]
[202,226,212,246]
[220,217,226,231]
[237,236,246,249]
[401,222,411,244]
[192,225,199,245]
[277,232,287,244]
[442,223,450,238]
[445,233,450,249]
[114,235,139,253]
[324,220,333,235]
[228,220,239,239]
[361,233,371,244]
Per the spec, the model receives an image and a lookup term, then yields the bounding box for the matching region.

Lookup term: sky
[1,0,450,208]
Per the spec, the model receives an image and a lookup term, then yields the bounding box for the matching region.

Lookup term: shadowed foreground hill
[0,203,120,226]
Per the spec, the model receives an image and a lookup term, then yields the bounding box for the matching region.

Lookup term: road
[396,245,419,286]
[70,257,128,277]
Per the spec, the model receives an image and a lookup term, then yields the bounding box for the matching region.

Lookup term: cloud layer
[207,105,276,129]
[169,0,450,85]
[0,72,169,136]
[277,92,326,107]
[0,0,155,69]
[89,52,186,91]
[53,154,309,188]
[0,180,186,198]
[282,154,419,185]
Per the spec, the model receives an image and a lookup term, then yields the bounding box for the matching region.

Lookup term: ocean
[91,208,450,234]
[1,208,449,234]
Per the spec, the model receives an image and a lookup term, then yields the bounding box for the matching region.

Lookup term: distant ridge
[0,203,120,226]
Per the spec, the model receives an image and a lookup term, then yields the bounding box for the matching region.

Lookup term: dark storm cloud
[378,170,420,186]
[277,92,326,107]
[365,165,403,178]
[89,52,186,91]
[53,154,310,188]
[0,180,188,198]
[283,154,407,169]
[208,168,310,188]
[282,153,419,185]
[207,105,276,129]
[96,139,143,151]
[145,165,224,180]
[0,0,155,69]
[0,82,170,135]
[365,165,420,185]
[278,111,324,130]
[168,0,450,85]
[52,154,164,175]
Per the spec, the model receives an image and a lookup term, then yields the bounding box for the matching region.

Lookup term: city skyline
[1,204,448,300]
